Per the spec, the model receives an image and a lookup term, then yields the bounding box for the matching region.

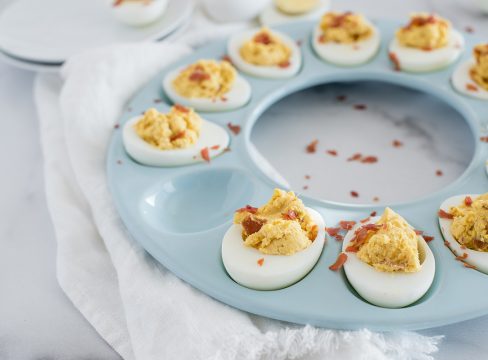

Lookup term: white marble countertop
[1,0,488,359]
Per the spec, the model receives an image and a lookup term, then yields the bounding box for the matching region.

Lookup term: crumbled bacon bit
[221,55,233,64]
[373,196,380,202]
[326,227,341,237]
[466,83,478,92]
[236,205,258,214]
[464,26,474,33]
[444,240,451,247]
[210,145,220,150]
[392,139,403,147]
[257,258,264,266]
[227,122,241,135]
[350,191,359,198]
[113,123,120,129]
[254,32,272,45]
[221,96,228,102]
[353,104,367,110]
[370,211,377,217]
[170,131,186,142]
[303,185,309,190]
[282,210,298,220]
[455,253,468,261]
[318,34,326,43]
[174,104,189,113]
[414,229,424,235]
[306,139,319,153]
[278,60,291,68]
[389,52,401,71]
[436,169,443,176]
[153,98,163,103]
[463,262,476,269]
[465,196,473,206]
[347,153,362,162]
[360,216,370,224]
[334,234,344,241]
[329,253,348,271]
[361,156,378,164]
[346,223,380,252]
[223,147,231,153]
[113,0,123,6]
[242,216,266,236]
[481,136,488,143]
[296,39,303,46]
[336,95,347,102]
[305,175,311,180]
[461,244,467,249]
[189,69,210,81]
[438,209,453,219]
[423,235,434,242]
[200,147,210,162]
[339,220,356,230]
[326,149,338,156]
[116,160,122,165]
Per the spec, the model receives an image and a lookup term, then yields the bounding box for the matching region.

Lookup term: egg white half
[110,0,168,27]
[222,207,325,290]
[388,29,464,72]
[227,29,302,79]
[259,0,330,26]
[122,115,229,167]
[342,217,435,308]
[162,67,251,112]
[451,60,488,100]
[312,20,381,66]
[439,194,488,274]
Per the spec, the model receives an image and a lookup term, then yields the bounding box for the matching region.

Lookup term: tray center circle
[251,81,475,205]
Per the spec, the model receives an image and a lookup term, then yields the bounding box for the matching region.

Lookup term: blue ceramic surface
[107,20,488,330]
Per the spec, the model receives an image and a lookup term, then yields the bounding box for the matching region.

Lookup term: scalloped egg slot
[312,12,381,66]
[439,194,488,274]
[452,44,488,100]
[123,106,229,167]
[222,189,325,290]
[260,0,330,26]
[388,13,464,72]
[342,208,435,308]
[227,27,301,79]
[162,59,251,112]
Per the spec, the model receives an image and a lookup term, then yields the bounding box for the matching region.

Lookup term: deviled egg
[439,193,488,273]
[388,13,464,72]
[260,0,330,26]
[162,59,251,112]
[110,0,168,27]
[312,12,381,66]
[342,208,435,308]
[123,105,229,166]
[222,189,325,290]
[227,27,301,79]
[452,44,488,100]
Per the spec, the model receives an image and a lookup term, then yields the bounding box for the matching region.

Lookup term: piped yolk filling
[396,13,450,50]
[470,44,488,91]
[239,28,292,67]
[233,189,318,256]
[318,12,373,44]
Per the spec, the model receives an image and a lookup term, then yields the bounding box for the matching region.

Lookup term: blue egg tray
[107,20,488,330]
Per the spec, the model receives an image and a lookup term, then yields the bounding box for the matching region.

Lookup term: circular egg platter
[107,19,488,330]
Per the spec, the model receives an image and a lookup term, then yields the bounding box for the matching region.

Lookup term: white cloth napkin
[34,35,443,360]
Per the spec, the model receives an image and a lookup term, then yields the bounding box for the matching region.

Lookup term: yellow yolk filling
[356,208,421,273]
[275,0,319,15]
[172,60,236,99]
[319,12,373,44]
[134,106,201,150]
[239,28,292,67]
[233,189,318,255]
[470,44,488,91]
[450,193,488,251]
[396,13,450,50]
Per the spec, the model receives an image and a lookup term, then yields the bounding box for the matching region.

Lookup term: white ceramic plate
[0,0,193,64]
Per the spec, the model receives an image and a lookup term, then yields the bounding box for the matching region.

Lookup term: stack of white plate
[0,0,193,72]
